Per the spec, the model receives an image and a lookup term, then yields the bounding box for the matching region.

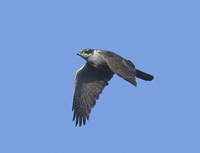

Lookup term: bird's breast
[88,52,106,66]
[87,53,111,72]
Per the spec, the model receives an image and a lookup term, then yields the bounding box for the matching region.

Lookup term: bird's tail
[135,69,154,81]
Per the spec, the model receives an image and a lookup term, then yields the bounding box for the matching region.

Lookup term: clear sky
[0,0,200,153]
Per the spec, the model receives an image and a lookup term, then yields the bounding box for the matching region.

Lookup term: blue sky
[0,0,200,153]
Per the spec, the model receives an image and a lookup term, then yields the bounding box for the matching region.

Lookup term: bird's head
[77,49,94,60]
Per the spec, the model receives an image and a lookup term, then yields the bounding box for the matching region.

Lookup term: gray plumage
[72,49,154,126]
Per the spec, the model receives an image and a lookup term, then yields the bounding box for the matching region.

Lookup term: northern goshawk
[72,49,154,126]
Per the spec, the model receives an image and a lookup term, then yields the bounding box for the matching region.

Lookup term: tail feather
[135,69,154,81]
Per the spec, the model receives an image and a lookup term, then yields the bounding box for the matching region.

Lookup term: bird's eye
[81,49,93,54]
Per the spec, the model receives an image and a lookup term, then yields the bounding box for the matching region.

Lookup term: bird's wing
[72,62,114,126]
[100,51,137,86]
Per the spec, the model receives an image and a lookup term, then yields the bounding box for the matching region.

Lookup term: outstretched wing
[100,51,137,86]
[72,62,114,126]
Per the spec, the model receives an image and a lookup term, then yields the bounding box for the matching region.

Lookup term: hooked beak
[77,51,82,56]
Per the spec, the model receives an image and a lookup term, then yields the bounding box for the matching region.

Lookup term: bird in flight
[72,49,154,126]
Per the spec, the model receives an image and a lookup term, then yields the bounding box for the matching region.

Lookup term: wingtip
[73,114,88,127]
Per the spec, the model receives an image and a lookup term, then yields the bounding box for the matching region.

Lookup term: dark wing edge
[100,51,137,86]
[72,62,113,127]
